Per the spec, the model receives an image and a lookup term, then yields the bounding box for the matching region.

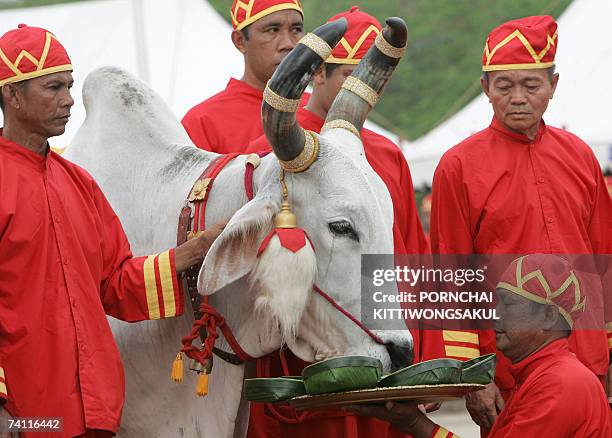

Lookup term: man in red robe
[245,7,429,437]
[426,15,612,432]
[349,255,612,437]
[0,25,224,437]
[181,0,305,153]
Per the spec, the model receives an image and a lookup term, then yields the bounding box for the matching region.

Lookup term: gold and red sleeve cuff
[442,330,480,360]
[142,249,184,319]
[430,424,460,438]
[0,367,6,399]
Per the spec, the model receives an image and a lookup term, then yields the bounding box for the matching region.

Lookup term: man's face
[239,10,304,85]
[493,288,549,363]
[482,69,558,137]
[314,64,356,115]
[14,71,74,138]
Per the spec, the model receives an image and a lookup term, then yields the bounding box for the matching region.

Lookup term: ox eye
[329,221,359,242]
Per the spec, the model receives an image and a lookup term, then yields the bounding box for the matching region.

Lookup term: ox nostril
[385,342,413,372]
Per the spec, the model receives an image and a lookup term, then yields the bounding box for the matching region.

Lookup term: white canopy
[404,0,612,187]
[0,0,396,147]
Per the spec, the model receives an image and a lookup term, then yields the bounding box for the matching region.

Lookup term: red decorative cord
[181,298,255,365]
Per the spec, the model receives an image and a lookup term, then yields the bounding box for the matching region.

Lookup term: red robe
[182,78,264,153]
[0,137,183,437]
[428,117,612,391]
[487,339,611,437]
[245,108,429,438]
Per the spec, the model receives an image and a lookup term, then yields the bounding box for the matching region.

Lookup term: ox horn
[262,18,348,166]
[323,17,408,135]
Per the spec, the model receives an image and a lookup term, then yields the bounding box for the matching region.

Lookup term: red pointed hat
[231,0,303,31]
[0,24,72,86]
[496,254,585,328]
[326,6,381,65]
[482,15,558,72]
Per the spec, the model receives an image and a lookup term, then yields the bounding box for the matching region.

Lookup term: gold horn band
[341,76,379,108]
[374,33,406,59]
[264,84,301,113]
[321,119,361,139]
[279,130,319,173]
[299,33,333,60]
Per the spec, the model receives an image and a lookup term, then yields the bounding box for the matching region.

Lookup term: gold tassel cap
[171,352,184,383]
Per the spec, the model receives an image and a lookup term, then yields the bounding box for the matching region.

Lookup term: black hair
[241,25,250,40]
[324,62,342,77]
[0,81,28,113]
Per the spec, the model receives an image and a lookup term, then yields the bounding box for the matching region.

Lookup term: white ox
[65,19,412,438]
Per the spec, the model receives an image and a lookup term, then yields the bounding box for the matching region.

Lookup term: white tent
[0,0,397,147]
[404,0,612,187]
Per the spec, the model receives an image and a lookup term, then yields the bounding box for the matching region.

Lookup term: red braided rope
[181,298,255,366]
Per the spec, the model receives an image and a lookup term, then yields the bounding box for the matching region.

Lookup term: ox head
[200,18,412,372]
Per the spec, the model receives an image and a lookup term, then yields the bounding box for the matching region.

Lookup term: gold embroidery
[279,130,319,173]
[264,84,301,113]
[299,33,333,60]
[342,76,379,107]
[321,119,361,139]
[374,33,406,59]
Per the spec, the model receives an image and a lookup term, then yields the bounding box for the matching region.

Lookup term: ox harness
[175,152,385,399]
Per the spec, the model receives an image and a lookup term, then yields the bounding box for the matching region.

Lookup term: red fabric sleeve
[396,149,430,255]
[423,153,481,361]
[586,154,612,351]
[181,111,217,152]
[93,185,184,322]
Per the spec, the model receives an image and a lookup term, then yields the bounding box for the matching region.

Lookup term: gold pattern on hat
[497,255,585,328]
[341,76,379,107]
[278,129,319,173]
[264,84,301,113]
[321,119,361,139]
[299,33,333,60]
[374,33,406,59]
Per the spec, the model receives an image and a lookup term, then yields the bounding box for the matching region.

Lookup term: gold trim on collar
[264,84,301,113]
[342,76,379,107]
[375,33,406,59]
[321,119,361,139]
[299,33,333,60]
[279,129,319,173]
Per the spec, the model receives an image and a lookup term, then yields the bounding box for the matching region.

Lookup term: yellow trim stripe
[443,330,479,345]
[0,367,4,379]
[445,345,480,359]
[433,426,453,438]
[144,255,161,319]
[326,57,361,65]
[0,63,72,85]
[158,250,177,317]
[482,61,554,72]
[605,322,612,331]
[0,382,6,396]
[234,3,303,31]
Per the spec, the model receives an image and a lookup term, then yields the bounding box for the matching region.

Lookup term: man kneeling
[350,254,611,437]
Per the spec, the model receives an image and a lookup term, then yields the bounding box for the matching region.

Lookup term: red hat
[482,15,558,72]
[497,255,586,328]
[0,24,72,86]
[231,0,303,31]
[326,6,381,64]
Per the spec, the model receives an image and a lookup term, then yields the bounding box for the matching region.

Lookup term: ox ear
[198,195,277,295]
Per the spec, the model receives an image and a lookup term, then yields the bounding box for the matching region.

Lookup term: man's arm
[93,183,224,322]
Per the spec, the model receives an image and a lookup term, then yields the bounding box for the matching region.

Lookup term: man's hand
[344,401,435,437]
[465,381,504,430]
[0,407,16,438]
[174,219,228,273]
